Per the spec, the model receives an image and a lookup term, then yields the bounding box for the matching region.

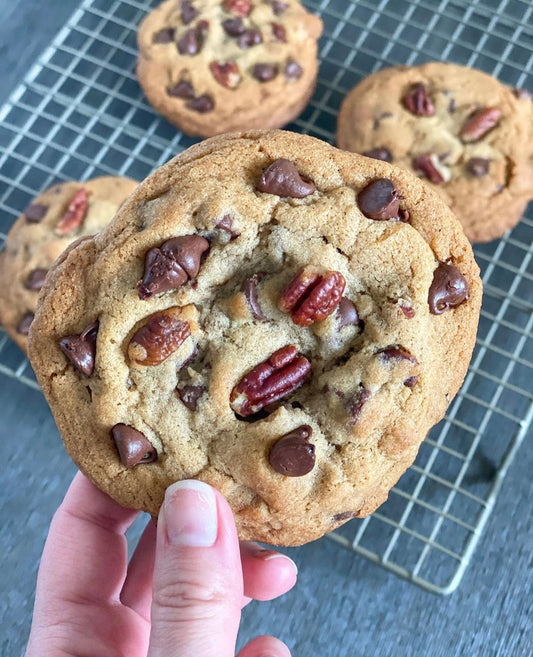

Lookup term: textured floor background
[1,2,532,656]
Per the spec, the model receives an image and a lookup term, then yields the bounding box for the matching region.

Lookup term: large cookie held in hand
[137,0,322,137]
[29,130,482,546]
[337,62,533,243]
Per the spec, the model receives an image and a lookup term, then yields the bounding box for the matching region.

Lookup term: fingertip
[241,544,298,601]
[238,635,291,657]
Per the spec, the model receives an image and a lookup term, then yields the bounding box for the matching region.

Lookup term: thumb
[148,480,242,657]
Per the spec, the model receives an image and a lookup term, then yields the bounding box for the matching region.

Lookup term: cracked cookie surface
[28,130,482,546]
[137,0,322,136]
[0,176,138,353]
[337,62,533,243]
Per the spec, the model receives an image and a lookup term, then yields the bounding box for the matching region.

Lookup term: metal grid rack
[0,0,532,594]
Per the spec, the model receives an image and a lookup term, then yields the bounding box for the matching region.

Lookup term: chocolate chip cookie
[337,62,533,243]
[137,0,322,137]
[28,130,482,546]
[0,177,138,353]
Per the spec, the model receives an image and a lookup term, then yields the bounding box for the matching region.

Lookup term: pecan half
[209,61,241,89]
[128,307,191,366]
[377,345,417,363]
[271,22,287,42]
[413,153,450,184]
[460,107,501,143]
[55,189,88,236]
[223,0,251,16]
[279,267,346,326]
[230,345,311,417]
[402,83,435,116]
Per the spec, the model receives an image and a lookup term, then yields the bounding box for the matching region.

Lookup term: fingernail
[263,553,298,574]
[163,480,217,547]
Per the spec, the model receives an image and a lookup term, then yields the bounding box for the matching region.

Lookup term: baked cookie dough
[137,0,322,137]
[337,62,533,243]
[0,176,138,354]
[29,130,482,546]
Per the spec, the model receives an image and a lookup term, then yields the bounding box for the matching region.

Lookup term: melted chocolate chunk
[16,312,34,335]
[238,28,262,48]
[349,388,371,424]
[111,424,157,468]
[252,63,278,82]
[269,425,315,476]
[466,157,490,177]
[215,215,240,240]
[362,147,392,163]
[24,268,48,291]
[59,321,99,376]
[337,297,359,329]
[285,58,303,80]
[178,384,207,411]
[24,203,48,223]
[177,28,200,55]
[428,262,469,315]
[153,27,175,43]
[241,273,267,321]
[222,17,245,36]
[333,511,357,522]
[186,94,215,113]
[404,376,418,388]
[168,80,195,98]
[357,179,401,220]
[181,0,198,24]
[257,159,316,198]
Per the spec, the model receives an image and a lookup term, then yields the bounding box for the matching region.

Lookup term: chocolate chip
[514,87,530,100]
[215,215,240,240]
[222,17,245,36]
[59,320,99,376]
[177,28,200,55]
[241,273,267,321]
[238,28,262,48]
[153,27,175,43]
[178,384,207,411]
[404,376,418,388]
[428,262,469,315]
[137,235,210,299]
[16,312,34,335]
[257,159,316,198]
[362,147,392,162]
[271,22,287,42]
[378,345,417,363]
[186,94,215,113]
[466,157,490,177]
[448,97,457,113]
[402,83,435,116]
[349,388,371,425]
[271,0,288,14]
[357,179,400,220]
[181,0,198,24]
[285,58,303,80]
[252,63,278,82]
[398,208,410,223]
[24,268,48,291]
[333,511,356,522]
[168,80,195,99]
[24,202,48,223]
[111,424,157,468]
[269,425,315,476]
[337,297,359,329]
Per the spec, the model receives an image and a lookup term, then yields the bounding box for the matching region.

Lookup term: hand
[25,472,297,657]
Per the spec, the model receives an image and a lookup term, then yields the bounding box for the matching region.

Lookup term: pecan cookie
[337,62,533,243]
[29,130,482,546]
[137,0,322,137]
[0,177,138,353]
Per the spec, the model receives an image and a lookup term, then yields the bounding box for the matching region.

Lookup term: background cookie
[0,176,138,353]
[137,0,322,137]
[337,62,533,243]
[29,130,482,546]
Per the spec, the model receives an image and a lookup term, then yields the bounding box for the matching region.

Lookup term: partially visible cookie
[137,0,322,137]
[29,130,482,546]
[337,62,533,243]
[0,176,138,353]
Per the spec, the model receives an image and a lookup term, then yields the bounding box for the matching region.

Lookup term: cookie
[0,176,138,354]
[337,62,533,243]
[137,0,322,137]
[28,130,482,546]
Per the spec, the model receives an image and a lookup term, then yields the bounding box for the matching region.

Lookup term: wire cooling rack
[0,0,532,594]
